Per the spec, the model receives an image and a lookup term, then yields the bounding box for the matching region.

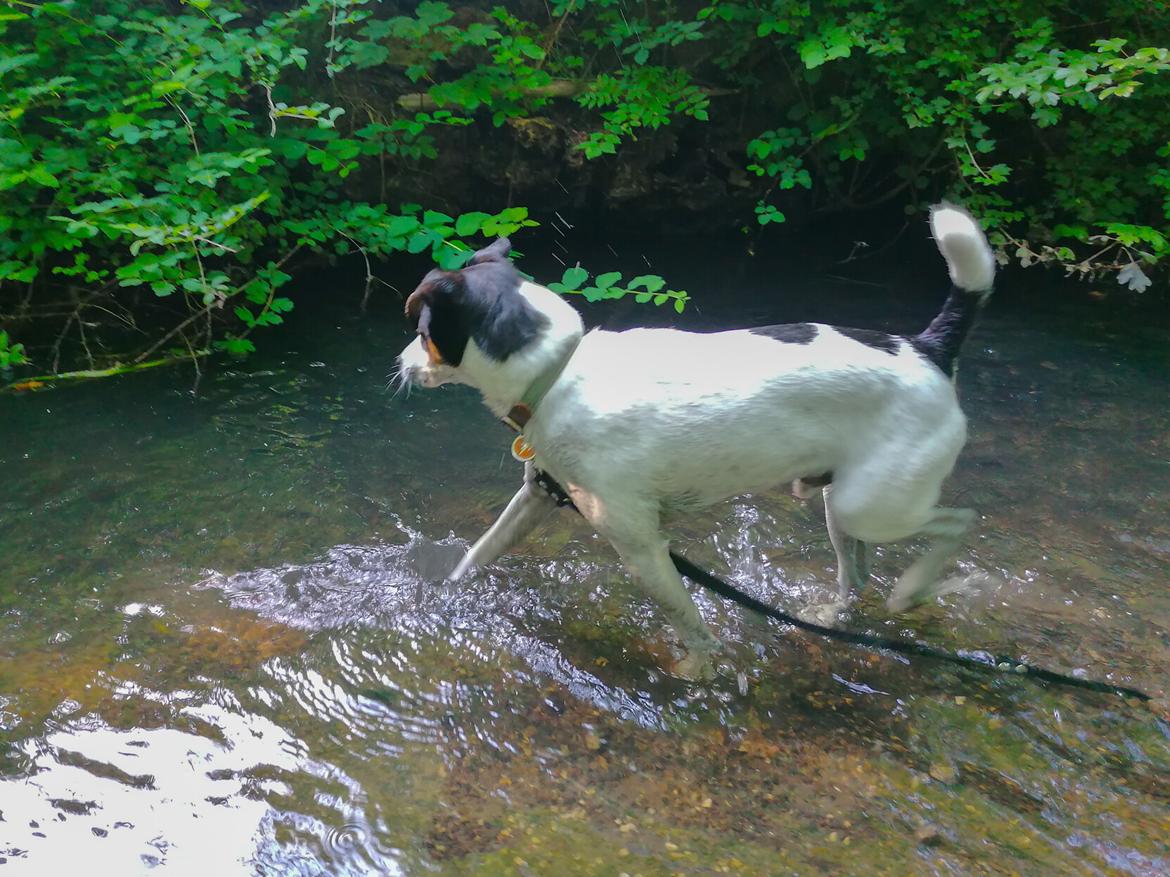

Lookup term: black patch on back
[749,323,818,344]
[406,237,547,365]
[834,326,903,355]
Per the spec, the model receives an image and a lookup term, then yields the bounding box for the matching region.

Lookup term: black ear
[415,302,432,339]
[460,253,547,361]
[404,244,546,367]
[405,271,473,366]
[467,237,512,265]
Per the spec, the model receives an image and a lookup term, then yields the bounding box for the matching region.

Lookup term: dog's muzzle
[396,356,419,385]
[396,340,448,389]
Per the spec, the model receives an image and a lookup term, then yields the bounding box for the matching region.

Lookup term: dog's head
[397,237,584,415]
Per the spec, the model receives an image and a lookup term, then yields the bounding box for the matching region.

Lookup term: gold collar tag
[511,435,536,462]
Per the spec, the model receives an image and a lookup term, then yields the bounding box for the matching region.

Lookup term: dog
[397,204,996,678]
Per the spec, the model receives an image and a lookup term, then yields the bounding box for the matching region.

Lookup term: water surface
[2,249,1169,875]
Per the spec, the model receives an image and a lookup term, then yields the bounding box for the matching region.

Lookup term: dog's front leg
[448,463,557,582]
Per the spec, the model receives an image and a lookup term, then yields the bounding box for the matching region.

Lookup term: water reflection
[0,704,390,874]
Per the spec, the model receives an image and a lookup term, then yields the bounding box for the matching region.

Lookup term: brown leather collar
[502,402,532,433]
[500,341,578,434]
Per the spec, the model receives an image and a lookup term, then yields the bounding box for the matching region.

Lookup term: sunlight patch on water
[0,702,401,875]
[195,520,671,730]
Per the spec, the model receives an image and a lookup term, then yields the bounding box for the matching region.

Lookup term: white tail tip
[930,203,995,292]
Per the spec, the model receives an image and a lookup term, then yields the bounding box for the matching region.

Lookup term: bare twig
[3,351,212,392]
[180,327,203,394]
[48,291,96,373]
[131,304,211,365]
[77,315,95,369]
[166,97,200,157]
[326,0,339,77]
[535,3,574,71]
[396,79,583,110]
[264,84,277,137]
[193,235,239,254]
[333,228,378,312]
[133,245,303,363]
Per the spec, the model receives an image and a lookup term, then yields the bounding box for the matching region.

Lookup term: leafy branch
[548,266,691,314]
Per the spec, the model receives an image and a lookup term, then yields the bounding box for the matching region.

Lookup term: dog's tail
[914,203,996,377]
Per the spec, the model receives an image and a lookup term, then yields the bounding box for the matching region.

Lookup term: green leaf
[560,266,588,290]
[455,211,490,236]
[627,275,665,292]
[28,166,60,188]
[1052,224,1088,240]
[423,210,454,227]
[594,271,621,290]
[407,229,433,253]
[438,246,473,270]
[416,1,454,28]
[217,337,256,356]
[798,40,827,69]
[386,215,420,237]
[151,80,187,98]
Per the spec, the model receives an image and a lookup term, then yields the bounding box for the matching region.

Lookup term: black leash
[532,470,1152,703]
[667,551,1151,702]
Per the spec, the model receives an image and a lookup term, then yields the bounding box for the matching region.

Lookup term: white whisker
[388,362,413,399]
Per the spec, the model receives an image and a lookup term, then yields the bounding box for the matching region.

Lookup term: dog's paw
[798,600,847,628]
[669,635,723,682]
[671,649,717,682]
[405,538,470,583]
[791,479,819,500]
[887,571,996,613]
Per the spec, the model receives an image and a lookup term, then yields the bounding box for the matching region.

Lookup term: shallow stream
[2,245,1168,875]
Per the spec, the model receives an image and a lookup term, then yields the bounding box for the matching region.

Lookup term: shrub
[1,0,1165,382]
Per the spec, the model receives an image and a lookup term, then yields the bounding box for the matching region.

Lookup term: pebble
[929,761,958,784]
[915,824,943,847]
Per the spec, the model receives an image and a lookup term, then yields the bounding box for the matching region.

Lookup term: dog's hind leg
[853,539,870,588]
[448,464,558,582]
[802,486,870,625]
[605,531,722,679]
[824,485,870,599]
[885,507,977,612]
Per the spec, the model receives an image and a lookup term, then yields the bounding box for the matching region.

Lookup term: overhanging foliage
[1,0,1167,383]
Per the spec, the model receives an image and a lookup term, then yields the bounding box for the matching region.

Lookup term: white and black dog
[397,205,996,677]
